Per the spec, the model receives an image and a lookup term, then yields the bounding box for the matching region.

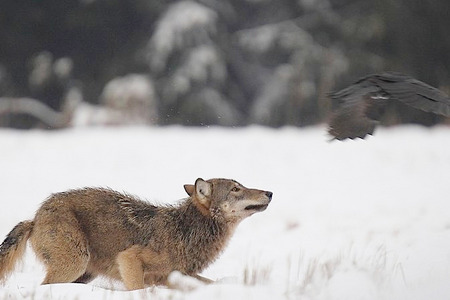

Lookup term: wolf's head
[184,178,272,222]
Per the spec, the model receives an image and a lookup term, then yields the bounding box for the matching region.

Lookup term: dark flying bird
[328,72,450,140]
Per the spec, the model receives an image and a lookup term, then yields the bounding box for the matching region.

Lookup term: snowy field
[1,125,450,300]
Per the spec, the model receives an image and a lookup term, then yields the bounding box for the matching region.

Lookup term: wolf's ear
[195,178,211,197]
[194,178,212,207]
[184,184,194,196]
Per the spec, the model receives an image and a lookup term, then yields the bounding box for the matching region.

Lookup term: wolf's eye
[231,187,240,192]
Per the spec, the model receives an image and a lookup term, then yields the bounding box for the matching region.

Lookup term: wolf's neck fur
[175,199,230,239]
[169,199,235,273]
[124,196,236,274]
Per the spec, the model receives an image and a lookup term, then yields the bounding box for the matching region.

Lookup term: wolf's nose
[265,191,273,200]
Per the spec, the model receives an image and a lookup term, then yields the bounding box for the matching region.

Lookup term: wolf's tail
[0,221,34,283]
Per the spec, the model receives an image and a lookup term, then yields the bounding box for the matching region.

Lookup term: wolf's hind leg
[40,240,90,284]
[40,246,90,284]
[30,212,90,284]
[40,239,90,284]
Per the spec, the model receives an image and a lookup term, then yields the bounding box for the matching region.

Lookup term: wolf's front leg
[116,246,145,290]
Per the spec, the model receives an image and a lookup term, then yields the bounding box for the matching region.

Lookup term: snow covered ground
[1,125,450,299]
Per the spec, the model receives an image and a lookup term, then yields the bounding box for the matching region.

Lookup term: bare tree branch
[0,98,69,128]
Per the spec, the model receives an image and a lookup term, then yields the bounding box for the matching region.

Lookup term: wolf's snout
[265,191,273,200]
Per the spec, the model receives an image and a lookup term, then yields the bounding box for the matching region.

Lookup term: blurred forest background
[1,0,450,129]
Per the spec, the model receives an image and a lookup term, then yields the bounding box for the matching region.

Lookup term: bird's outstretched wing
[371,73,450,116]
[328,72,450,140]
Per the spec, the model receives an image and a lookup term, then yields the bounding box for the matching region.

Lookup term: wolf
[0,178,272,290]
